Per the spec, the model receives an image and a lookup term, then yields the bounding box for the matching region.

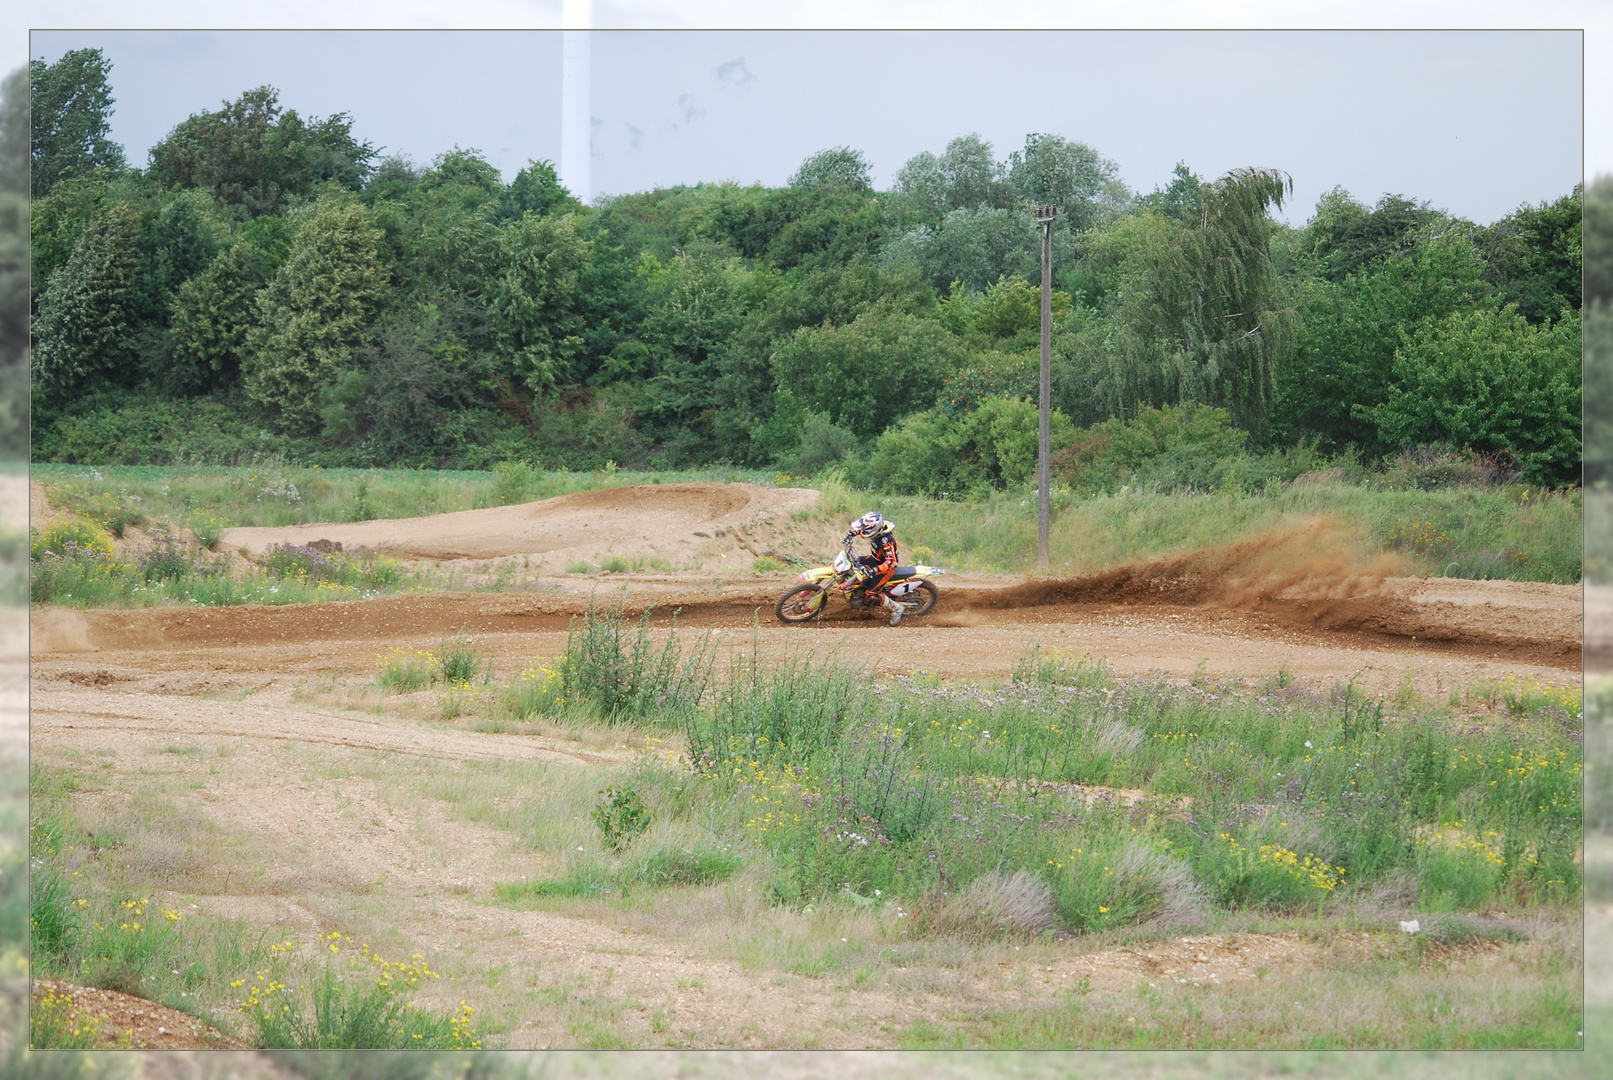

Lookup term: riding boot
[881,593,903,626]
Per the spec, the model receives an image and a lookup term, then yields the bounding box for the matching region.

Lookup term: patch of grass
[752,556,789,573]
[375,646,437,693]
[566,562,591,575]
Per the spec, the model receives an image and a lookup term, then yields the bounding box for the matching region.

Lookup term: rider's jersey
[843,527,899,580]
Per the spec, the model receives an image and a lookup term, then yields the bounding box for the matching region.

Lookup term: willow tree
[1110,167,1295,433]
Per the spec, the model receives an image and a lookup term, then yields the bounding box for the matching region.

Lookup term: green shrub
[436,633,489,685]
[1011,644,1112,689]
[558,598,713,722]
[868,396,1074,498]
[30,986,109,1049]
[28,862,79,967]
[592,786,652,851]
[504,661,563,719]
[491,460,537,505]
[1415,827,1507,911]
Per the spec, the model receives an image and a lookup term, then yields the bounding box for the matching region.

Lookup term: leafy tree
[1477,187,1582,323]
[505,158,579,218]
[244,198,389,431]
[148,86,374,216]
[788,146,871,191]
[883,206,1039,293]
[1139,163,1203,220]
[133,189,221,323]
[1588,175,1613,305]
[937,274,1070,350]
[1366,305,1580,486]
[1053,404,1248,492]
[319,301,478,460]
[0,67,26,455]
[167,241,272,390]
[1312,193,1439,282]
[1585,177,1613,486]
[893,134,1007,227]
[770,303,964,439]
[30,48,125,195]
[1585,297,1613,486]
[490,211,590,395]
[631,252,758,460]
[1278,229,1492,454]
[869,396,1072,498]
[1105,168,1295,431]
[0,66,26,195]
[31,201,140,396]
[1006,133,1130,230]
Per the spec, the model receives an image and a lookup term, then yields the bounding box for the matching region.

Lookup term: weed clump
[239,932,481,1049]
[593,786,652,851]
[558,597,713,723]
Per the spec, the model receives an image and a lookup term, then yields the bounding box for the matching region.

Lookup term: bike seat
[889,565,919,580]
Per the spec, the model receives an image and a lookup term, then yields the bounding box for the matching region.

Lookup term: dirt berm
[221,481,832,568]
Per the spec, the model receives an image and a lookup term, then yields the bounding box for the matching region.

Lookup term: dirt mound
[32,978,242,1049]
[222,482,826,567]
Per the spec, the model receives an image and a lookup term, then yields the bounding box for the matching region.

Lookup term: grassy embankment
[26,603,1585,1050]
[25,462,1581,610]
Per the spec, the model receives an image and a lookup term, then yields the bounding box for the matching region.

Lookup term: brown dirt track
[24,481,1585,1050]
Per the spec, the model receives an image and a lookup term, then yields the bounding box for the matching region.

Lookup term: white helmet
[853,511,889,537]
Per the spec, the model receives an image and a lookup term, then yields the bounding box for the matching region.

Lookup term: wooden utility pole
[1036,204,1056,570]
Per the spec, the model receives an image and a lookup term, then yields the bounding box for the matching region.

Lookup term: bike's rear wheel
[776,584,827,624]
[902,581,939,617]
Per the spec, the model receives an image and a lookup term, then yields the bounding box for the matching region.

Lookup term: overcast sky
[17,3,1604,228]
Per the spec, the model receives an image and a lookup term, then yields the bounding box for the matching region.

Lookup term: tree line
[21,49,1586,487]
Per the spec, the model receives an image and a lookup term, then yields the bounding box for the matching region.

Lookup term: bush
[629,845,742,887]
[868,396,1074,498]
[31,520,114,561]
[592,786,653,851]
[436,632,489,685]
[558,597,713,722]
[491,460,537,505]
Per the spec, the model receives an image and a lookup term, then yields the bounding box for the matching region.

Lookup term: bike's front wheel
[776,584,827,624]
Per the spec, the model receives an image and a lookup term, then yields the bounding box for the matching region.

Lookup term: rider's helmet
[853,511,890,537]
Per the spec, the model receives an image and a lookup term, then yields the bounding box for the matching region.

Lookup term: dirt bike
[774,551,945,624]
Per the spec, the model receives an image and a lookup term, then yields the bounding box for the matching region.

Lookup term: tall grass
[30,541,422,608]
[556,596,715,723]
[34,463,1579,583]
[494,606,1582,932]
[882,480,1580,581]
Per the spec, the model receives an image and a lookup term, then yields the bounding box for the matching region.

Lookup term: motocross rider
[844,511,906,626]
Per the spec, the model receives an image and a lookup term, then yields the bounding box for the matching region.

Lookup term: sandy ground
[22,481,1591,1052]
